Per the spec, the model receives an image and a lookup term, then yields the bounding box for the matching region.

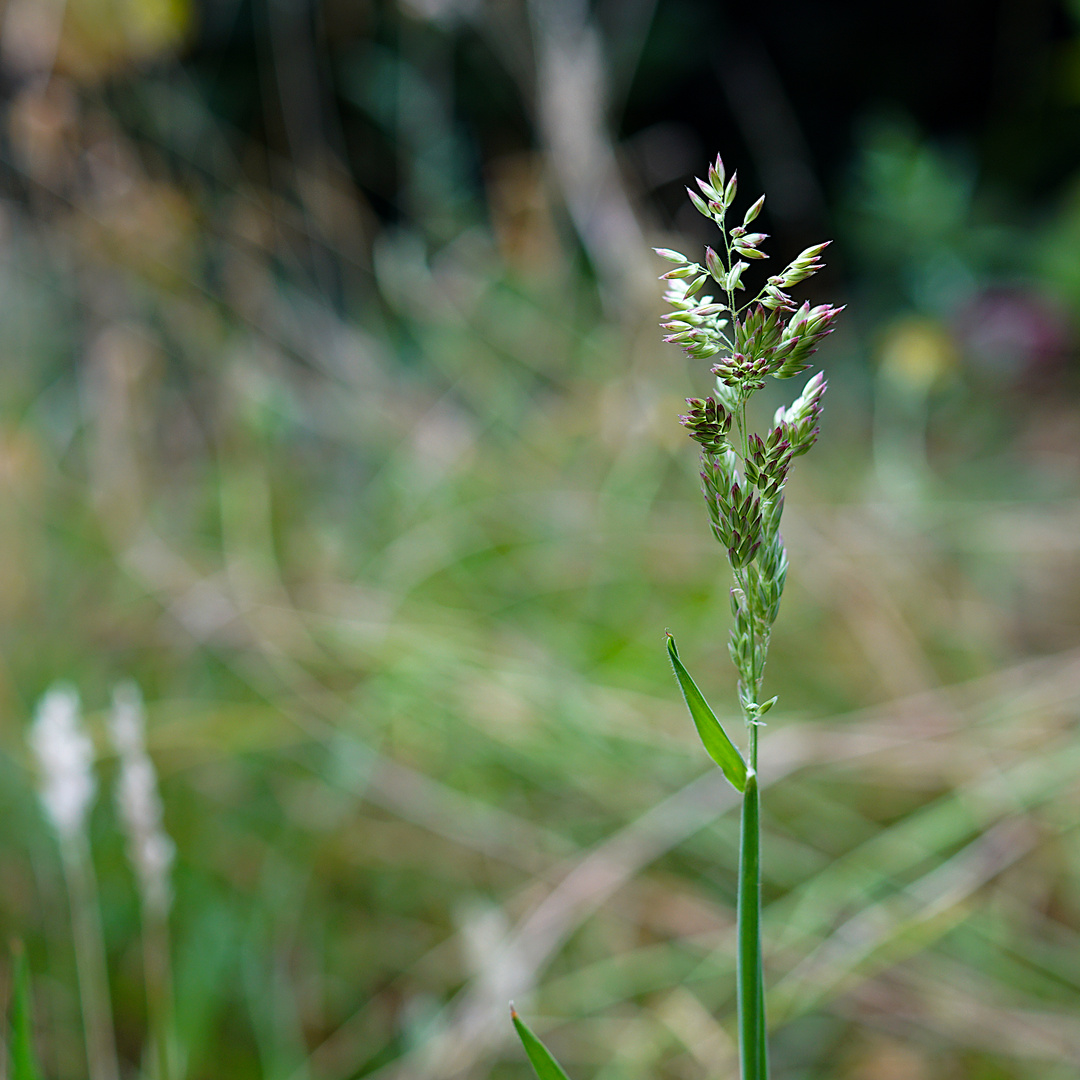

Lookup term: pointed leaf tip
[666,635,747,792]
[511,1009,574,1080]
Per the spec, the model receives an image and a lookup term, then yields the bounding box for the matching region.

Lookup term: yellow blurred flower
[55,0,193,80]
[876,315,958,392]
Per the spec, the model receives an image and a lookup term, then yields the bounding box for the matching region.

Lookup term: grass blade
[11,942,44,1080]
[667,634,747,792]
[737,773,766,1080]
[510,1007,573,1080]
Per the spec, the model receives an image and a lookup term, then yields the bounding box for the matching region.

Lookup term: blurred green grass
[2,7,1080,1080]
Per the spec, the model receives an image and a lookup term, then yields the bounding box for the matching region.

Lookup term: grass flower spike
[511,155,843,1080]
[109,681,177,1080]
[29,684,96,840]
[110,681,175,917]
[661,155,843,1080]
[28,684,120,1080]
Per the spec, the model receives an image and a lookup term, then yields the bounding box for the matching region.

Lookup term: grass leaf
[510,1007,573,1080]
[10,942,44,1080]
[666,634,748,792]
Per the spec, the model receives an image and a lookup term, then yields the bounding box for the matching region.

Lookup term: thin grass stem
[737,772,765,1080]
[60,832,120,1080]
[142,905,175,1080]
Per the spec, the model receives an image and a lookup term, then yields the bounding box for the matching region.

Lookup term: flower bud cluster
[656,269,730,360]
[695,298,843,394]
[780,242,830,283]
[679,396,731,453]
[735,304,783,357]
[744,427,793,499]
[657,153,843,728]
[753,500,788,625]
[699,445,737,538]
[710,352,775,392]
[702,460,763,570]
[697,374,830,709]
[773,370,827,457]
[710,305,794,389]
[774,302,845,378]
[760,242,832,310]
[728,586,763,685]
[686,154,739,226]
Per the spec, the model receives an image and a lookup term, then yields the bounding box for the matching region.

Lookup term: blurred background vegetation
[2,0,1080,1077]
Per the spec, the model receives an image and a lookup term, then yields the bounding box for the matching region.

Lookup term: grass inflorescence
[512,153,844,1080]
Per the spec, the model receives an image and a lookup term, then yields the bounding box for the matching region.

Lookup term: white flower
[109,682,175,914]
[29,684,97,838]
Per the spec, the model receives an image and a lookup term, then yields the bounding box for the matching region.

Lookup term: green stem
[734,388,767,1077]
[143,903,175,1080]
[737,771,766,1080]
[722,231,767,1080]
[61,833,120,1080]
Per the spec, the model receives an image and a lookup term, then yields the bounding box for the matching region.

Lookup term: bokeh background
[3,0,1080,1077]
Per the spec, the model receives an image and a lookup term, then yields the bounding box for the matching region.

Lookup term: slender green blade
[511,1007,573,1080]
[10,943,44,1080]
[667,634,747,792]
[737,774,767,1080]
